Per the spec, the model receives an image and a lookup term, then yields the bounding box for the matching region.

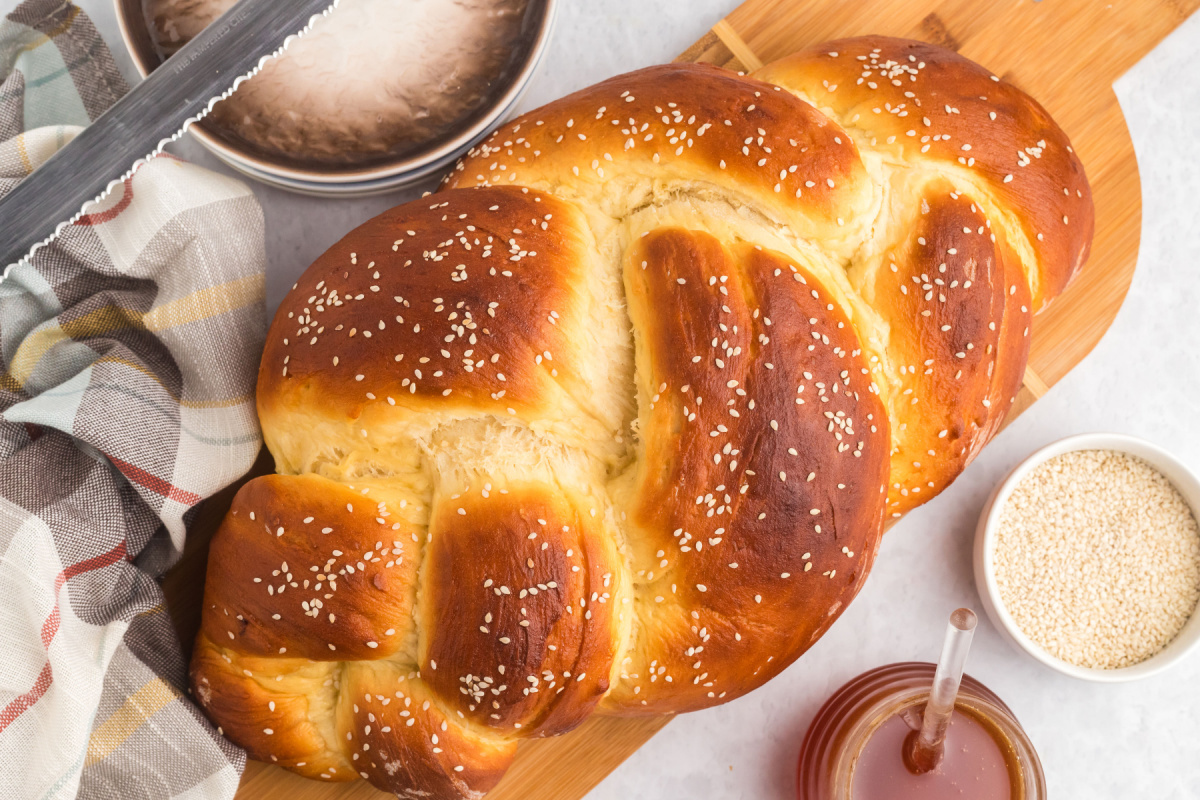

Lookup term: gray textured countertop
[69,1,1200,797]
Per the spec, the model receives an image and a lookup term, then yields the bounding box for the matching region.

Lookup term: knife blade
[0,0,339,275]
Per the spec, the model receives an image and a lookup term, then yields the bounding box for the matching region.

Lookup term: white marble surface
[65,0,1200,797]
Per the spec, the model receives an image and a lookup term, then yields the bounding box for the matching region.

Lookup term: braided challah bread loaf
[190,37,1092,797]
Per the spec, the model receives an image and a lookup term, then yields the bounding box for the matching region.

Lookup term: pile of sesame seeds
[994,449,1200,669]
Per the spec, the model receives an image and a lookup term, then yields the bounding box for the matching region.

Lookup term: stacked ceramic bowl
[115,0,557,196]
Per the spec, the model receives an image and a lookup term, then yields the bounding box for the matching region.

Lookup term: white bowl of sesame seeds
[974,433,1200,682]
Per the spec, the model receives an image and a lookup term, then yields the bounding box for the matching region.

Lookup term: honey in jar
[797,662,1045,800]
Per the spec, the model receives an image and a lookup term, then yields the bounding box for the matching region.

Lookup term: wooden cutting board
[161,0,1199,797]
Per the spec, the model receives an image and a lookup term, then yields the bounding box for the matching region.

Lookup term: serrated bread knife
[0,0,340,275]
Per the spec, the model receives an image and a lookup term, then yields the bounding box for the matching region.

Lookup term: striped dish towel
[0,1,262,798]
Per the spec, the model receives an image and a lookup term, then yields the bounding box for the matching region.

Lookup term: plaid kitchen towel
[0,1,262,798]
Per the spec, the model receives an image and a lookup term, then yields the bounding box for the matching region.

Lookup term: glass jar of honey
[797,662,1045,800]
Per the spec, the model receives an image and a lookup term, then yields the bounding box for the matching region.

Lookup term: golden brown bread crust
[192,37,1093,799]
[343,666,519,795]
[867,179,1034,516]
[191,639,351,780]
[191,634,521,791]
[421,484,622,736]
[754,36,1093,311]
[604,230,888,713]
[200,474,419,662]
[444,62,875,252]
[257,186,627,475]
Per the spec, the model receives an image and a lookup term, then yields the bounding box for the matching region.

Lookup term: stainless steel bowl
[114,0,557,195]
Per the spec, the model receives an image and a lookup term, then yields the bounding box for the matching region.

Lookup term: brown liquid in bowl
[143,0,531,169]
